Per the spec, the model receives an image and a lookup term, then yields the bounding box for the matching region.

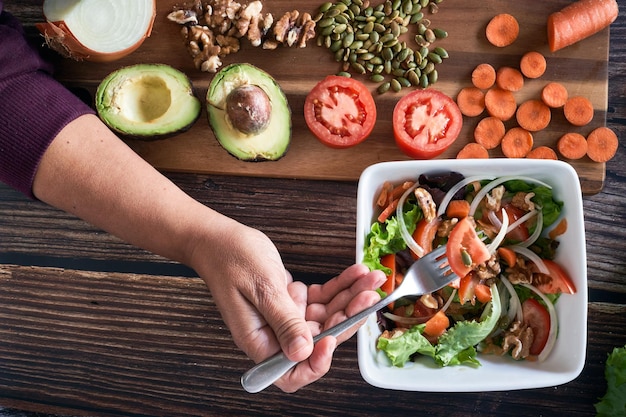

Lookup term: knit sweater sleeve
[0,5,96,199]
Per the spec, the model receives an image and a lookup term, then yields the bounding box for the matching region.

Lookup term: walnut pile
[168,0,316,72]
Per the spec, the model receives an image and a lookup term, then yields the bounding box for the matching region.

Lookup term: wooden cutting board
[51,0,610,194]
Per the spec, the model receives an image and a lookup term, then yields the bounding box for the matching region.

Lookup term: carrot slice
[548,218,568,240]
[501,127,533,158]
[497,247,517,267]
[486,13,520,47]
[377,198,399,223]
[516,99,552,132]
[520,51,547,79]
[471,63,497,90]
[541,82,569,108]
[446,199,471,218]
[456,142,489,159]
[474,116,506,149]
[586,126,619,162]
[456,87,485,117]
[496,66,524,92]
[376,181,394,207]
[557,132,588,160]
[526,146,558,160]
[484,88,517,121]
[564,96,594,126]
[423,310,449,338]
[474,284,492,304]
[547,0,619,52]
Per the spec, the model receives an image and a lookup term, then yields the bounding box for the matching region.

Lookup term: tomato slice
[497,203,530,242]
[534,259,577,294]
[446,217,491,278]
[522,298,550,356]
[304,75,376,148]
[392,89,463,159]
[380,254,396,295]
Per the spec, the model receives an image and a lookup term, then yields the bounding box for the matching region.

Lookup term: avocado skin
[95,63,201,141]
[206,63,291,161]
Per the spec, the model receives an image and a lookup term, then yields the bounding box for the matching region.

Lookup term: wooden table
[1,1,625,416]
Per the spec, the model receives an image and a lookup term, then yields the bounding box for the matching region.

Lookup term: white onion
[500,276,523,323]
[436,175,495,218]
[486,208,509,253]
[469,176,552,217]
[521,283,558,362]
[518,209,544,248]
[37,0,156,62]
[509,245,550,274]
[382,312,432,326]
[396,183,425,258]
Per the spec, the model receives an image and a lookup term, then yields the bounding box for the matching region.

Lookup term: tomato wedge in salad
[535,259,577,294]
[522,298,551,356]
[393,89,463,159]
[446,216,491,278]
[304,76,376,149]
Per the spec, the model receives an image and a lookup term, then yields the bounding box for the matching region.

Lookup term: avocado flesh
[96,64,201,139]
[206,63,291,161]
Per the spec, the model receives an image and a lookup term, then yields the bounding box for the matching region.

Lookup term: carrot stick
[446,199,471,218]
[456,87,486,117]
[486,13,520,47]
[516,99,552,132]
[557,132,588,160]
[456,142,489,159]
[547,0,619,52]
[474,284,492,304]
[496,66,524,92]
[541,82,569,108]
[388,181,415,202]
[501,127,534,158]
[472,63,497,90]
[485,88,517,121]
[474,116,506,149]
[376,181,394,207]
[520,51,547,79]
[526,146,558,160]
[564,96,594,126]
[377,198,399,223]
[586,126,619,162]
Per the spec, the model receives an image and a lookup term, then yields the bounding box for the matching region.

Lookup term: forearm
[32,114,228,268]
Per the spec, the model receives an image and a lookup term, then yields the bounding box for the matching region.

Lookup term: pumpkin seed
[424,28,436,43]
[420,73,429,88]
[318,17,335,28]
[428,69,438,84]
[433,46,449,59]
[427,51,442,64]
[461,249,473,267]
[377,81,391,94]
[370,73,385,82]
[397,76,411,87]
[390,78,402,92]
[319,2,333,12]
[342,31,355,47]
[433,28,448,38]
[337,71,352,77]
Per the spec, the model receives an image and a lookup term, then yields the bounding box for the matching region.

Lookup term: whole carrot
[547,0,619,52]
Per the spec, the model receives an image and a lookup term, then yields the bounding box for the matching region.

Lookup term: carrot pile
[454,2,619,163]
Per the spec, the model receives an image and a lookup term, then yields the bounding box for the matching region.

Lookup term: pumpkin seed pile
[314,0,448,93]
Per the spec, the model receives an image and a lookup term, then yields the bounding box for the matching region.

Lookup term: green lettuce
[361,201,422,273]
[377,285,501,367]
[595,345,626,417]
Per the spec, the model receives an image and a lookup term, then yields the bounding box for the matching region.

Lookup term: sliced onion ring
[518,209,544,248]
[509,245,549,274]
[500,276,523,323]
[396,183,425,258]
[37,0,156,62]
[437,175,495,218]
[487,208,509,254]
[469,176,552,217]
[382,312,432,326]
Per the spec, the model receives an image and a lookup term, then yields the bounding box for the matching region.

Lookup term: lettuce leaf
[595,345,626,417]
[434,284,501,367]
[361,201,421,273]
[376,324,435,367]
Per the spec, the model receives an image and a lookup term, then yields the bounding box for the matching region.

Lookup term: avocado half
[95,63,201,139]
[206,63,291,161]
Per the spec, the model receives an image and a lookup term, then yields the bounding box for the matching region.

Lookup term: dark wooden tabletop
[1,1,625,416]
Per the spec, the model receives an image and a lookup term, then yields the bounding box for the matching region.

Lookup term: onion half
[37,0,156,62]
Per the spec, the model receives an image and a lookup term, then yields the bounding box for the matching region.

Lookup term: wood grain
[48,0,609,193]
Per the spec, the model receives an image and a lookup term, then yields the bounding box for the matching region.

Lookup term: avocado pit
[226,84,271,135]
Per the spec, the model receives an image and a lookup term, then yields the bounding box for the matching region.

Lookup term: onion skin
[35,1,156,63]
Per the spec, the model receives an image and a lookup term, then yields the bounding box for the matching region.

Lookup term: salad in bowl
[356,159,586,392]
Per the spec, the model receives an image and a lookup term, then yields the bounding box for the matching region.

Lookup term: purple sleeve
[0,6,96,199]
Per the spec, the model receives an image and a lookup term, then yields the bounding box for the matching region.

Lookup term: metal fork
[240,244,458,393]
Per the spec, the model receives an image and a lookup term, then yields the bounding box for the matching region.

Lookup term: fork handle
[240,292,402,393]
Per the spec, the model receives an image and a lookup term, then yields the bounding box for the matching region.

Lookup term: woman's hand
[191,221,385,392]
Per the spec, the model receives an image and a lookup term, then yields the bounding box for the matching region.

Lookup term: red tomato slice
[392,89,463,159]
[304,76,376,148]
[535,259,577,294]
[446,217,491,278]
[522,298,550,356]
[497,203,530,242]
[380,254,396,295]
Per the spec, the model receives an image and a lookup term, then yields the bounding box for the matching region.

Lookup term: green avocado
[95,64,201,139]
[206,63,291,161]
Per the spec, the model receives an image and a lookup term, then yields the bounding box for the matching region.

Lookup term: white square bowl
[356,159,587,392]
